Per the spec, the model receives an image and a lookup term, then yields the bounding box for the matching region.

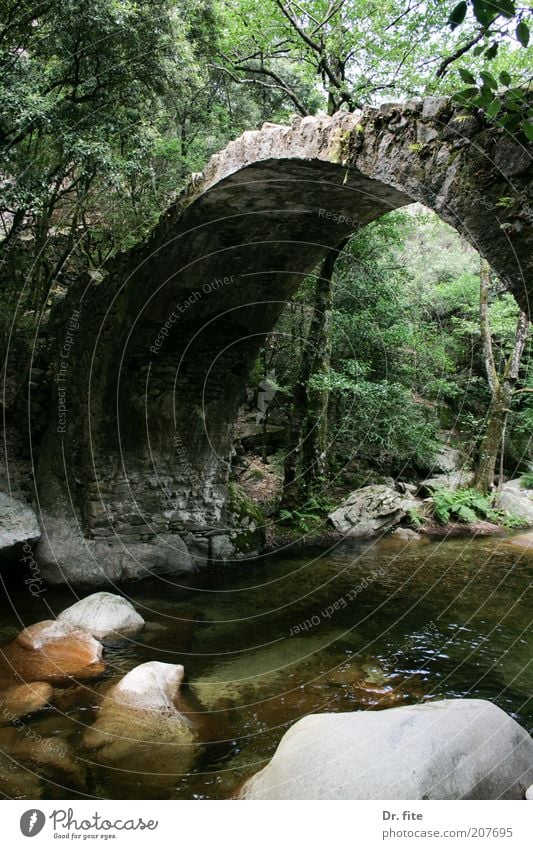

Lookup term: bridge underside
[33,101,532,584]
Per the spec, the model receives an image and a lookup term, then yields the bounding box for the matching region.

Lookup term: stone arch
[35,97,532,583]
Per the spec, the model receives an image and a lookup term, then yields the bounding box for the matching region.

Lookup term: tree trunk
[474,259,530,493]
[474,383,510,494]
[282,240,346,506]
[301,245,342,490]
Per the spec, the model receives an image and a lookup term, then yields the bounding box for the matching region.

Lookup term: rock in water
[83,661,200,778]
[505,531,533,552]
[0,492,40,551]
[57,591,144,640]
[0,681,53,724]
[328,485,420,537]
[0,620,104,684]
[238,699,533,800]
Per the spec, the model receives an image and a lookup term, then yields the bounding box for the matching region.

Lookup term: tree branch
[436,31,485,78]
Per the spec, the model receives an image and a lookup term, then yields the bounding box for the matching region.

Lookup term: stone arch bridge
[34,97,532,583]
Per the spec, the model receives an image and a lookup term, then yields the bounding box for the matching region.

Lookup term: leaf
[484,42,498,60]
[472,0,495,26]
[458,68,477,85]
[499,70,512,87]
[456,504,477,522]
[480,70,498,90]
[494,0,516,18]
[516,21,530,47]
[449,1,467,29]
[523,121,533,142]
[486,99,502,118]
[473,86,495,107]
[452,87,480,102]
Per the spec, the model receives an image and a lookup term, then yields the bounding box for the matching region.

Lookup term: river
[0,535,531,799]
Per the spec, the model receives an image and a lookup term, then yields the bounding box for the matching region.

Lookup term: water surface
[0,535,531,799]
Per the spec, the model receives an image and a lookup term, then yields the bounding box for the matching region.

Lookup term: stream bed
[0,534,531,799]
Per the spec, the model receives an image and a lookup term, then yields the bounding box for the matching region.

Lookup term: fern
[430,487,498,525]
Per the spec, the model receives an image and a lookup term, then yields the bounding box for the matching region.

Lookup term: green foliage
[430,487,497,524]
[429,486,529,528]
[520,472,533,489]
[278,492,335,533]
[408,508,425,529]
[226,482,265,551]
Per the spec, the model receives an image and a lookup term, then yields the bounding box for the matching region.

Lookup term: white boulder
[57,591,144,640]
[239,699,533,800]
[105,660,185,711]
[328,485,420,537]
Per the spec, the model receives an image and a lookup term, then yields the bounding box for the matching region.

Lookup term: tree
[0,0,235,315]
[474,259,530,493]
[283,240,347,504]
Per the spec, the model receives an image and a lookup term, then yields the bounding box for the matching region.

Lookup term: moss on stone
[226,482,265,553]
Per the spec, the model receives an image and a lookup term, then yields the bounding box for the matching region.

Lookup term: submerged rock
[328,485,420,537]
[57,591,145,640]
[0,681,53,724]
[239,699,533,800]
[0,726,85,788]
[83,661,201,776]
[192,631,347,711]
[0,619,104,684]
[505,531,533,552]
[0,492,40,552]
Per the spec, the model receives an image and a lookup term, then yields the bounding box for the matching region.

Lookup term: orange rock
[0,681,53,723]
[0,619,104,684]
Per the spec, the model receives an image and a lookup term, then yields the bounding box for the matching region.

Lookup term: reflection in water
[0,535,531,799]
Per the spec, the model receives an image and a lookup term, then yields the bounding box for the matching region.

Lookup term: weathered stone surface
[16,620,70,650]
[0,492,40,551]
[57,592,145,640]
[418,470,475,494]
[328,485,420,537]
[36,517,196,585]
[0,681,53,724]
[0,619,104,684]
[31,97,533,584]
[83,662,200,776]
[496,480,533,525]
[433,430,468,474]
[239,699,533,800]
